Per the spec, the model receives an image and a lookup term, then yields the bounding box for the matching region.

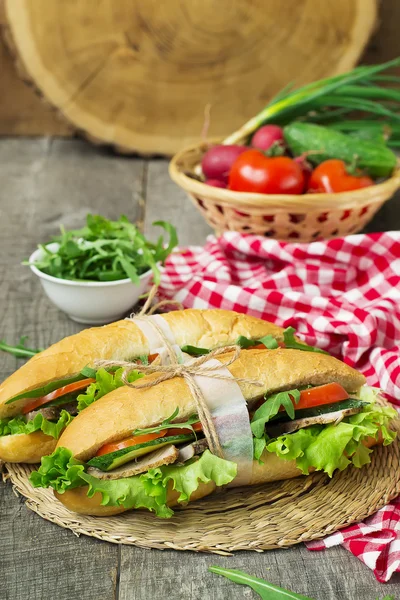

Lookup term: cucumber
[87,433,194,471]
[283,122,397,178]
[269,398,368,424]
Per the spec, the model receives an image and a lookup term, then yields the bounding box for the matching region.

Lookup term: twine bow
[95,345,263,459]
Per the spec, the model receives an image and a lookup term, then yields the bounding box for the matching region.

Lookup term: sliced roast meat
[87,444,179,480]
[267,406,364,437]
[26,402,78,422]
[177,438,209,463]
[26,406,60,422]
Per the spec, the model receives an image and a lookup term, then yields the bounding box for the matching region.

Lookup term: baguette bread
[54,348,369,515]
[0,309,286,418]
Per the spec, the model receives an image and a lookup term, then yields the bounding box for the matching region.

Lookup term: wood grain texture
[1,138,400,599]
[3,0,376,155]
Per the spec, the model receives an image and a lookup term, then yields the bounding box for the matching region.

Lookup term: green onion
[224,57,400,146]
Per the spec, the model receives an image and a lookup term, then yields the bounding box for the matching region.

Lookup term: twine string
[95,345,263,458]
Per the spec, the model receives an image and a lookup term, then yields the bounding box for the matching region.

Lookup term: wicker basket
[169,140,400,242]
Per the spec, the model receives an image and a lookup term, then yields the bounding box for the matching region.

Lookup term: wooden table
[1,138,399,600]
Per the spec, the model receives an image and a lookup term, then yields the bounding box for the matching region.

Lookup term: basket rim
[169,139,400,209]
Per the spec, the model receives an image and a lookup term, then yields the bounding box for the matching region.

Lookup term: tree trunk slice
[4,0,377,156]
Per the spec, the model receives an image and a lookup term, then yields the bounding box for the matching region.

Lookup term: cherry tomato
[308,159,374,193]
[229,150,305,195]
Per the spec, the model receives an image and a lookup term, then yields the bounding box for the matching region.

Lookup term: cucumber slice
[270,399,368,424]
[88,434,194,471]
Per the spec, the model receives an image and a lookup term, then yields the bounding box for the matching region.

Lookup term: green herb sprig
[209,566,314,599]
[132,408,200,437]
[26,214,178,285]
[209,566,396,600]
[0,336,42,358]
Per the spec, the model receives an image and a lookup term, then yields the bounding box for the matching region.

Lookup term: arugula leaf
[0,336,42,358]
[251,389,301,438]
[0,410,73,439]
[283,327,328,354]
[132,408,200,437]
[30,448,237,518]
[26,214,178,284]
[77,367,143,412]
[209,566,314,599]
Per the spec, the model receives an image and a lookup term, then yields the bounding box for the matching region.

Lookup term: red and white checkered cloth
[159,230,400,581]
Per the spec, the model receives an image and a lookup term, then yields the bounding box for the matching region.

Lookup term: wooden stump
[4,0,377,156]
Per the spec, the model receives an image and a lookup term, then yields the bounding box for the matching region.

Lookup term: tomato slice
[96,431,167,456]
[22,378,95,414]
[96,422,203,457]
[294,383,349,411]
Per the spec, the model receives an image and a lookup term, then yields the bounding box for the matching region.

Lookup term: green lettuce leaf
[265,402,397,477]
[30,446,86,491]
[0,410,73,439]
[77,367,143,411]
[142,449,237,505]
[30,448,237,518]
[251,389,301,438]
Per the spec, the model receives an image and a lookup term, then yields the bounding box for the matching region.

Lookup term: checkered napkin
[159,230,400,581]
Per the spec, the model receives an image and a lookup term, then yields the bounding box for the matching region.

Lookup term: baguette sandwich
[31,348,397,517]
[0,310,289,463]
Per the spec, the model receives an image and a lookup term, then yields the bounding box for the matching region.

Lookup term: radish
[251,125,284,151]
[205,179,227,188]
[201,145,247,183]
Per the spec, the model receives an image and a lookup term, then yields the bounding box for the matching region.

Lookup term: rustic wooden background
[0,0,399,140]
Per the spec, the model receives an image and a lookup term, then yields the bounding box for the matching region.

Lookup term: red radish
[205,179,227,188]
[251,125,284,151]
[202,145,247,184]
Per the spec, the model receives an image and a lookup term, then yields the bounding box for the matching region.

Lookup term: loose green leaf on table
[0,336,42,358]
[209,566,314,599]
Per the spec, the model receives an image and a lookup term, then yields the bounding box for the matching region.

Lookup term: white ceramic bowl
[28,244,154,325]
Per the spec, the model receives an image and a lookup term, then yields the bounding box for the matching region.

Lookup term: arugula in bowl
[26,214,178,285]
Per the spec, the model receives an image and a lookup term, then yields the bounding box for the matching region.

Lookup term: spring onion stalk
[223,57,400,145]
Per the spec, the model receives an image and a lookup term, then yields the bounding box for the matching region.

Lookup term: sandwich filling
[0,327,321,443]
[30,383,396,518]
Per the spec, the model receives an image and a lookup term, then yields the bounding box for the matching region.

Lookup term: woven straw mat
[4,410,400,554]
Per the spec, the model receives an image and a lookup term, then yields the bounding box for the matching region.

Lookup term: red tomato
[229,150,305,195]
[22,378,95,414]
[293,383,349,411]
[96,431,167,456]
[308,160,374,193]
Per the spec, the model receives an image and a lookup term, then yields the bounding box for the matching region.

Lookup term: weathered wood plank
[144,159,212,246]
[0,138,146,600]
[118,543,400,600]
